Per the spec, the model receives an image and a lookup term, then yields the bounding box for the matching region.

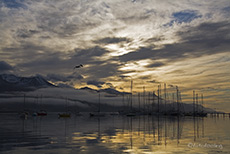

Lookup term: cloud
[73,46,108,61]
[56,83,73,88]
[87,80,105,88]
[16,29,39,38]
[119,21,230,64]
[46,73,83,82]
[0,61,13,72]
[105,82,115,89]
[146,62,165,68]
[147,80,161,84]
[95,37,131,44]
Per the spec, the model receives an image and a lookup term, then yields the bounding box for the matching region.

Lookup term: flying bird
[74,64,83,69]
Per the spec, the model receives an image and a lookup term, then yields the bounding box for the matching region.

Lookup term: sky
[0,0,229,112]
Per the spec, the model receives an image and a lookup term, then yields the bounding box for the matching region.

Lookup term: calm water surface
[0,113,229,154]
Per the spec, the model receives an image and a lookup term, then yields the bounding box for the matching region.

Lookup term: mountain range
[0,74,55,92]
[0,74,126,95]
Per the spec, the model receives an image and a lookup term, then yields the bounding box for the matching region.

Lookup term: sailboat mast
[65,97,68,112]
[130,80,133,110]
[201,94,204,113]
[193,90,195,115]
[23,94,26,111]
[196,94,198,113]
[157,85,160,113]
[152,91,155,112]
[143,86,145,112]
[164,83,166,113]
[172,93,174,111]
[159,84,161,106]
[98,91,101,113]
[176,86,179,114]
[148,92,150,113]
[138,93,141,112]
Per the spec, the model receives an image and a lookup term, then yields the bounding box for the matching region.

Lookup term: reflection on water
[0,114,229,154]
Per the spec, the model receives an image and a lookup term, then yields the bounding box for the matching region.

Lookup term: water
[0,113,229,154]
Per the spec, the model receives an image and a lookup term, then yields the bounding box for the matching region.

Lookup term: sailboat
[110,101,119,115]
[126,80,136,116]
[20,94,29,119]
[197,94,207,117]
[90,91,105,117]
[169,86,183,116]
[36,95,47,116]
[58,97,71,118]
[74,100,82,116]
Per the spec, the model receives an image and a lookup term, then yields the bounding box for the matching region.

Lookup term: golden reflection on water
[0,114,229,154]
[68,116,229,154]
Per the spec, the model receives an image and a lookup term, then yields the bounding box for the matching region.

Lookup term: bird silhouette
[74,64,83,69]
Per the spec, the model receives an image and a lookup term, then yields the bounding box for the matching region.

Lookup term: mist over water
[0,114,229,154]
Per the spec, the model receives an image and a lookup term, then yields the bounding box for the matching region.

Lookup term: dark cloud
[86,62,122,79]
[2,43,58,65]
[46,73,83,82]
[0,61,13,72]
[139,76,151,80]
[87,80,105,88]
[144,36,164,44]
[7,43,107,75]
[119,75,128,79]
[46,74,69,82]
[72,46,124,79]
[178,22,230,48]
[57,83,73,88]
[18,53,67,75]
[8,42,121,81]
[16,29,39,38]
[146,62,165,68]
[95,37,131,44]
[119,21,230,63]
[105,82,115,89]
[73,46,108,60]
[147,80,161,84]
[166,70,185,75]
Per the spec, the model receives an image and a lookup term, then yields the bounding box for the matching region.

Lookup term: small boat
[37,110,47,116]
[195,112,207,117]
[20,112,29,119]
[126,112,136,117]
[183,112,193,116]
[169,111,184,116]
[58,112,71,118]
[20,94,29,119]
[74,112,82,116]
[110,112,119,115]
[118,110,128,115]
[90,92,105,117]
[90,112,105,117]
[33,112,38,116]
[58,97,71,118]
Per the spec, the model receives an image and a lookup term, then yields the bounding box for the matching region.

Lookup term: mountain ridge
[0,73,55,92]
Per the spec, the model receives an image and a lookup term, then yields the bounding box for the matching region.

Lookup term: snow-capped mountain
[0,74,55,92]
